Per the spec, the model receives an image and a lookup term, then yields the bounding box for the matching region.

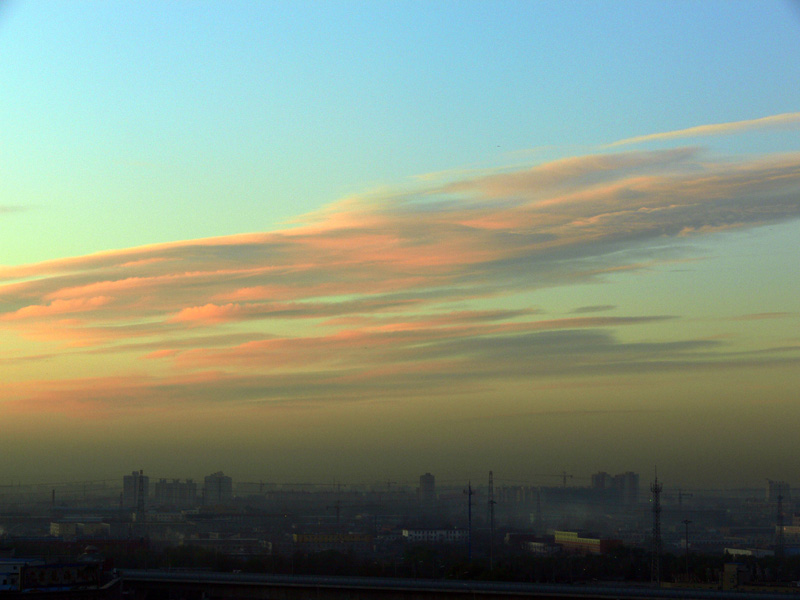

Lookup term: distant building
[0,559,44,592]
[725,547,775,558]
[49,521,110,538]
[402,528,467,544]
[419,472,436,514]
[505,532,545,550]
[591,472,613,489]
[82,522,111,537]
[614,471,639,505]
[526,540,560,555]
[154,478,197,509]
[553,530,622,555]
[204,471,233,505]
[497,485,538,504]
[590,470,639,505]
[767,479,791,502]
[49,522,79,538]
[778,525,800,541]
[122,470,149,510]
[293,533,371,554]
[189,536,270,557]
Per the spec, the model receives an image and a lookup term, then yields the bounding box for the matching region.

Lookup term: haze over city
[1,1,799,488]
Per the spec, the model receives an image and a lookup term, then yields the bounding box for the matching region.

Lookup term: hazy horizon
[1,1,799,489]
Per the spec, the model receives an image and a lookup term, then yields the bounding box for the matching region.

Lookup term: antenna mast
[488,471,496,570]
[777,493,785,575]
[464,481,474,561]
[650,470,662,586]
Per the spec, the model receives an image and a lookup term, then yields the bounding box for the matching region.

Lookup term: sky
[1,1,799,489]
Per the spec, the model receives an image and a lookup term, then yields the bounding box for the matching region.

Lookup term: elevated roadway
[119,569,799,600]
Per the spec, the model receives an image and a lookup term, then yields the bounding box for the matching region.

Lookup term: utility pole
[464,481,474,561]
[777,493,785,578]
[561,470,573,488]
[682,519,692,581]
[650,471,662,586]
[535,487,542,531]
[488,471,496,571]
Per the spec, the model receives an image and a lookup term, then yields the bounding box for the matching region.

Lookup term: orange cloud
[170,303,244,324]
[2,296,112,320]
[2,144,800,412]
[732,312,793,321]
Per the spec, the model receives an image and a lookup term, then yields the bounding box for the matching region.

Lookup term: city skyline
[1,2,799,487]
[0,461,796,496]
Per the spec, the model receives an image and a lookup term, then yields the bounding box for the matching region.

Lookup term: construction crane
[237,481,270,494]
[663,489,694,509]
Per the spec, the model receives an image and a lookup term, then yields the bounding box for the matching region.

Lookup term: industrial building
[552,530,622,555]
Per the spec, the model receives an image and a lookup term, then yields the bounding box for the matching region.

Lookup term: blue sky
[3,1,799,264]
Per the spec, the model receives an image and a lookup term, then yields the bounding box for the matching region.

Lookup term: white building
[0,559,44,592]
[402,528,467,544]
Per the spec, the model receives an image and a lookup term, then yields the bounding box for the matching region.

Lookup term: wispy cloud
[731,312,793,321]
[456,407,663,423]
[608,112,800,147]
[2,143,799,415]
[571,305,616,314]
[1,205,28,214]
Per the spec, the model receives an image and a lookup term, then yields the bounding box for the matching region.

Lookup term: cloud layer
[2,147,800,417]
[609,112,800,147]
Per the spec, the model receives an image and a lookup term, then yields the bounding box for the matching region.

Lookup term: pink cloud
[2,296,112,320]
[141,349,181,360]
[170,303,244,324]
[2,143,799,401]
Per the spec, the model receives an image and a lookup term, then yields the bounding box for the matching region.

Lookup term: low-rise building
[526,540,560,555]
[49,521,110,539]
[293,533,371,553]
[0,559,44,591]
[725,548,775,558]
[553,530,622,555]
[401,528,467,544]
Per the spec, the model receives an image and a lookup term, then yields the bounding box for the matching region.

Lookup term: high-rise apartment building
[204,471,233,505]
[614,471,639,505]
[419,472,436,510]
[591,472,613,489]
[767,479,791,502]
[122,470,149,510]
[154,478,197,509]
[590,470,639,505]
